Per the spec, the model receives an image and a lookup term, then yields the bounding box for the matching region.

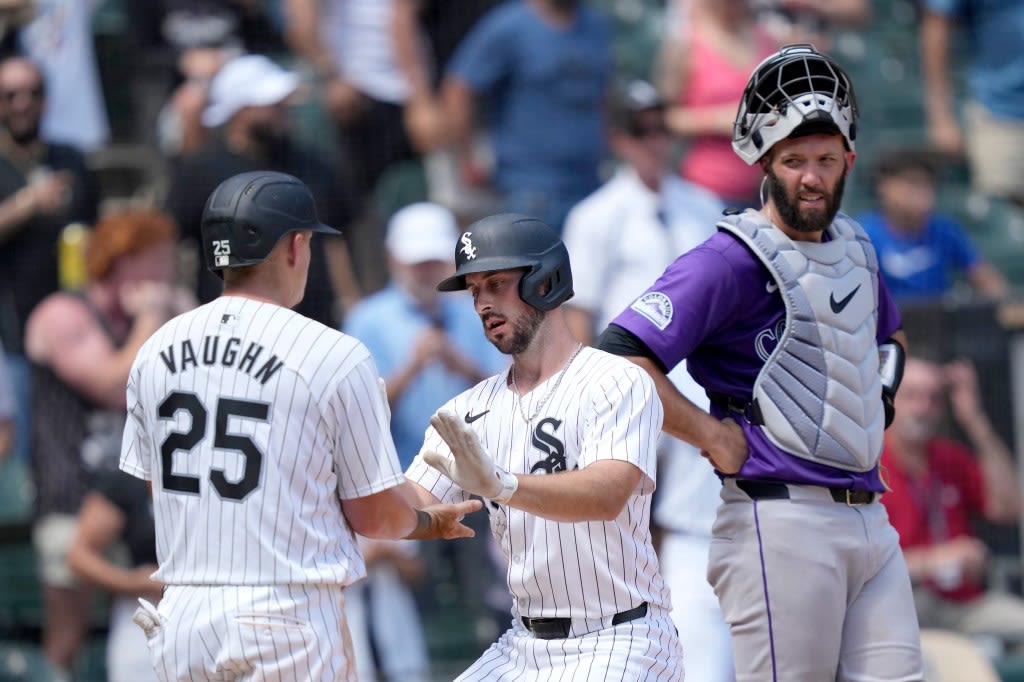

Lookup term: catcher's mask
[732,43,858,165]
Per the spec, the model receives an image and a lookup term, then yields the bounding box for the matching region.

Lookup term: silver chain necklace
[510,343,584,424]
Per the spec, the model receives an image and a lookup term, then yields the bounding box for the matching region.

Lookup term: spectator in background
[563,79,723,345]
[18,0,109,151]
[126,0,284,158]
[857,147,1009,303]
[0,55,99,468]
[562,79,732,682]
[22,207,192,678]
[440,0,613,234]
[391,0,505,226]
[283,0,417,293]
[342,202,507,680]
[921,0,1024,209]
[164,53,362,326]
[67,468,161,682]
[882,353,1024,654]
[657,0,778,209]
[0,340,13,460]
[752,0,870,51]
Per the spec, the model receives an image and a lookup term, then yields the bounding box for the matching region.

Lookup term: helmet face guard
[732,44,858,165]
[436,213,573,312]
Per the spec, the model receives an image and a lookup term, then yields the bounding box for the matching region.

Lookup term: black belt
[521,602,648,640]
[736,479,876,505]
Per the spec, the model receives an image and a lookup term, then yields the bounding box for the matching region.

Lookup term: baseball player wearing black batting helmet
[121,169,482,681]
[200,170,340,275]
[404,212,683,680]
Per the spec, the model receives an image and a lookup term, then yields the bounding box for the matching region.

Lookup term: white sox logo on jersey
[460,231,477,260]
[530,417,573,474]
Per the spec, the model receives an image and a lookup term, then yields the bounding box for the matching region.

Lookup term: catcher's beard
[766,163,847,233]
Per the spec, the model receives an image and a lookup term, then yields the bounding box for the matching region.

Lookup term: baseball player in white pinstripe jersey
[402,213,684,680]
[118,171,481,681]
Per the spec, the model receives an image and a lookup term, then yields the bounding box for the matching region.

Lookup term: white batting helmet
[732,44,858,165]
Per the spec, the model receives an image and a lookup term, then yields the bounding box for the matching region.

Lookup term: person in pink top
[658,0,778,208]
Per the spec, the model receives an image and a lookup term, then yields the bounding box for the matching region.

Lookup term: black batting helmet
[200,170,339,275]
[436,213,573,312]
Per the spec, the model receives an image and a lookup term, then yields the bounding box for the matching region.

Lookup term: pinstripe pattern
[457,612,683,681]
[407,346,683,677]
[120,296,403,680]
[147,584,353,681]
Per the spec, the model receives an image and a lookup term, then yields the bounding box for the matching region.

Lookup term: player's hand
[700,417,749,475]
[419,499,484,540]
[422,410,518,503]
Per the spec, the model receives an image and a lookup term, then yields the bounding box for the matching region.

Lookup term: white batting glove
[422,410,518,504]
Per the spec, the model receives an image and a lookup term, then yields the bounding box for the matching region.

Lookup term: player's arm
[597,324,748,474]
[505,460,644,522]
[341,485,481,541]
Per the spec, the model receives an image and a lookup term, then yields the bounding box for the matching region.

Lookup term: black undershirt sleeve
[595,324,668,374]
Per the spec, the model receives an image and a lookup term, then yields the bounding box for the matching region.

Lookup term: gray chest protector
[719,211,884,472]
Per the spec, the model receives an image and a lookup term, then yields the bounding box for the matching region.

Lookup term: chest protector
[719,211,884,472]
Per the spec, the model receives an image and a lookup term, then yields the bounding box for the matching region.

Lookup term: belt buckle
[844,489,872,506]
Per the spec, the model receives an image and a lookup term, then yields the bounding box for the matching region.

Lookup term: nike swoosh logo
[829,284,861,313]
[766,281,779,294]
[464,410,490,424]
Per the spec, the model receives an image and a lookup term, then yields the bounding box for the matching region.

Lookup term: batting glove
[422,410,518,504]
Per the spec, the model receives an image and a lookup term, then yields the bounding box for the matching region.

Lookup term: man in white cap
[342,201,507,680]
[164,53,362,328]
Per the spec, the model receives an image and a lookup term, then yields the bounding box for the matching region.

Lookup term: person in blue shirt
[440,0,613,233]
[345,202,507,467]
[857,147,1009,302]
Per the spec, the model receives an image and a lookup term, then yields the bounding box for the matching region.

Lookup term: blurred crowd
[0,0,1022,680]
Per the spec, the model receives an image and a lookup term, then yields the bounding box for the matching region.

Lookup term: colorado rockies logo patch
[631,292,673,330]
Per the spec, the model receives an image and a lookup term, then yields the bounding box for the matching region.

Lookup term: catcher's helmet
[732,44,858,165]
[436,213,573,312]
[200,170,339,275]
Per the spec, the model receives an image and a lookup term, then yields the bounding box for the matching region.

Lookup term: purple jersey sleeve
[611,233,747,372]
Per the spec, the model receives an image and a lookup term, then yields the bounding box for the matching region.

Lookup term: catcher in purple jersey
[598,44,924,681]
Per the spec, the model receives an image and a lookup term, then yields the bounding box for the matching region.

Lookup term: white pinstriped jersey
[407,346,671,619]
[120,296,404,586]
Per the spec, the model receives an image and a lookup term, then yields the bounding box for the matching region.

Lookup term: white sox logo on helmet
[460,232,477,260]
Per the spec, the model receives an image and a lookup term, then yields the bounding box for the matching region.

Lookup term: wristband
[490,469,518,504]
